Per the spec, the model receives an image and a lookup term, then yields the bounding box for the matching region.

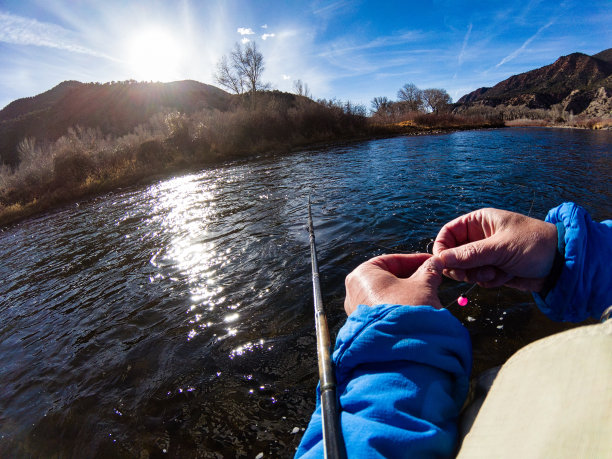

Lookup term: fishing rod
[307,198,346,459]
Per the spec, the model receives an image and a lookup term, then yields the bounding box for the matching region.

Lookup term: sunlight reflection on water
[148,174,233,342]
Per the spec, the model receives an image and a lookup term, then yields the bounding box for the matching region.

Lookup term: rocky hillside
[456,48,612,118]
[0,80,233,167]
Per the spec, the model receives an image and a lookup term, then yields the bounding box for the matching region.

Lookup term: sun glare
[125,27,183,82]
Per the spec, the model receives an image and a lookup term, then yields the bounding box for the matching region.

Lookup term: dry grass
[592,119,612,129]
[505,119,549,127]
[456,104,612,130]
[566,116,612,129]
[412,112,503,129]
[505,116,612,129]
[372,112,504,132]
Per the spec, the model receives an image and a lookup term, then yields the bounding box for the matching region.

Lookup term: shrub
[136,140,168,166]
[53,150,95,185]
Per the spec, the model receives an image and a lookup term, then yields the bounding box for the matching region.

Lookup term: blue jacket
[296,203,612,458]
[533,202,612,322]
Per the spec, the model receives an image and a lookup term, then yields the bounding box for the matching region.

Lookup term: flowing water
[1,128,610,457]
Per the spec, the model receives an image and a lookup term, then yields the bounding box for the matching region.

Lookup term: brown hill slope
[592,48,612,64]
[456,48,612,114]
[0,80,233,167]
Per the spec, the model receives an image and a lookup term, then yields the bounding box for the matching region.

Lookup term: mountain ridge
[456,48,612,116]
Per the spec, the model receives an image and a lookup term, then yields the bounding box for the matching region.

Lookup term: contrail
[495,20,554,68]
[458,23,472,66]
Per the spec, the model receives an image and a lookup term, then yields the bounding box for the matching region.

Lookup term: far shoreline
[505,119,612,130]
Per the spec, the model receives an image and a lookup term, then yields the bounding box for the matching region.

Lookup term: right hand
[433,208,558,292]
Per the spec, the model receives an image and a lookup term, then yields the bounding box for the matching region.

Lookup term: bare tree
[293,79,312,98]
[215,55,244,94]
[237,42,267,96]
[397,83,424,112]
[214,42,268,97]
[370,96,390,113]
[422,88,452,113]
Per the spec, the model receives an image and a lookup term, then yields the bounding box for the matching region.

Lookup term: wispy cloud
[237,27,255,35]
[312,1,353,16]
[261,33,275,40]
[241,37,250,44]
[261,24,268,29]
[0,12,112,59]
[319,31,425,58]
[495,20,554,68]
[457,23,472,66]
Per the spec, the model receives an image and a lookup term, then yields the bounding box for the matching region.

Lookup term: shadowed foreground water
[0,128,610,457]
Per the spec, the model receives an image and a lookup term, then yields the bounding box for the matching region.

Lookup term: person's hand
[433,208,558,292]
[344,253,444,315]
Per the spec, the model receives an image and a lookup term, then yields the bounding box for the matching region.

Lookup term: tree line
[371,83,452,119]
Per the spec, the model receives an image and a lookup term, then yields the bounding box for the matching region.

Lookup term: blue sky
[0,0,610,110]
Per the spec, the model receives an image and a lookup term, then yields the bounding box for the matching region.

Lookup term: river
[0,127,610,457]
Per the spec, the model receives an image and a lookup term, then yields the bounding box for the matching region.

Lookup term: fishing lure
[446,282,477,308]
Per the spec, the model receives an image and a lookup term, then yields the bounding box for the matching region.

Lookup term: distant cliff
[0,80,233,167]
[455,48,612,119]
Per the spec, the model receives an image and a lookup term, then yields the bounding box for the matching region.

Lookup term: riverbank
[505,117,612,130]
[0,108,502,228]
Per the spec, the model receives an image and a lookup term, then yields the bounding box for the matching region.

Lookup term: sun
[125,26,183,82]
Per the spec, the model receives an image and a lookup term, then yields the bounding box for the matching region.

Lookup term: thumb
[411,256,444,291]
[439,238,501,270]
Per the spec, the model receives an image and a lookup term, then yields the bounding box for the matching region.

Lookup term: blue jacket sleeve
[533,202,612,322]
[295,304,472,458]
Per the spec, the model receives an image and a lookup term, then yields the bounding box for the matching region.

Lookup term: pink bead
[457,296,468,307]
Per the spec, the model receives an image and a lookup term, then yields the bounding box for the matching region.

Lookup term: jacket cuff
[537,222,566,298]
[533,202,610,322]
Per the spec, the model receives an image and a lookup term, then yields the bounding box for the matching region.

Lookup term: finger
[503,276,546,292]
[438,237,502,271]
[476,271,513,289]
[368,253,432,278]
[433,217,465,255]
[433,211,488,255]
[444,266,505,284]
[443,268,467,282]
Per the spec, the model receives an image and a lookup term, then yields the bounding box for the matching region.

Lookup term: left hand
[344,253,444,315]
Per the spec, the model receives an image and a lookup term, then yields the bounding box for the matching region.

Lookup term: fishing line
[369,241,411,253]
[358,185,536,310]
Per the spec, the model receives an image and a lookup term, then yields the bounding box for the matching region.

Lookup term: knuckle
[461,243,480,260]
[345,270,356,287]
[345,263,366,286]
